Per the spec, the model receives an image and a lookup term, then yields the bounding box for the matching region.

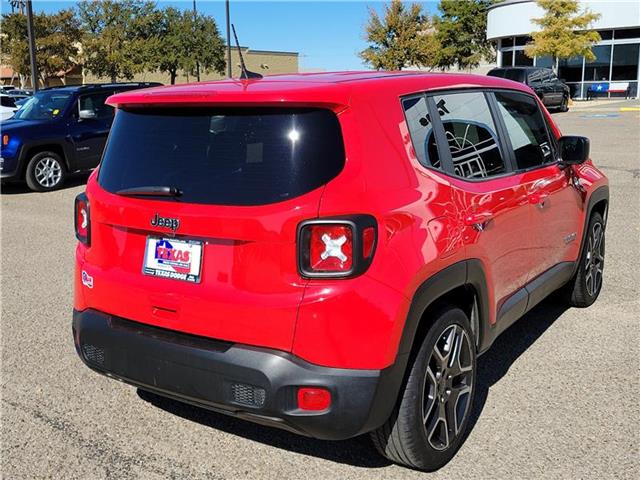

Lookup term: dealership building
[487,0,640,99]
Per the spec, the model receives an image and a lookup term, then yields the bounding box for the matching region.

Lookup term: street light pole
[226,0,232,78]
[193,0,200,82]
[26,0,38,91]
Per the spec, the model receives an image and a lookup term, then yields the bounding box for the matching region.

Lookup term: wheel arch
[572,185,609,278]
[397,259,491,366]
[19,142,70,179]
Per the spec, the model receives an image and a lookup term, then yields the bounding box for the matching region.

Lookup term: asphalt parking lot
[1,102,639,479]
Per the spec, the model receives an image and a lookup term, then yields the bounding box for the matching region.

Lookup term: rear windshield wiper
[116,186,182,197]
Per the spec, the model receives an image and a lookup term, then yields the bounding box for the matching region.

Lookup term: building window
[535,56,554,69]
[514,36,532,46]
[501,50,513,67]
[612,43,639,80]
[514,50,534,66]
[596,30,613,40]
[614,28,640,40]
[558,56,583,82]
[584,45,612,82]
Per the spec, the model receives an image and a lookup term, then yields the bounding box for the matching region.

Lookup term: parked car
[72,72,608,471]
[0,85,17,93]
[487,66,570,112]
[0,82,161,191]
[6,89,33,97]
[0,94,19,121]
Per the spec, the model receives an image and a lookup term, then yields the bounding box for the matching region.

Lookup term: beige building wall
[84,47,299,85]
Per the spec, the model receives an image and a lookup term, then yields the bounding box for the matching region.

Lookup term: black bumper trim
[73,309,403,440]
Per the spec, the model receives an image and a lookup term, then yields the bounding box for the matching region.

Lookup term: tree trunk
[111,74,117,83]
[170,70,177,85]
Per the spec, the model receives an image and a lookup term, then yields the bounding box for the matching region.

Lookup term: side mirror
[79,109,97,120]
[558,135,589,167]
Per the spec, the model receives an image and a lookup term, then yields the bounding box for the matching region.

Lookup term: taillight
[297,215,377,278]
[74,192,91,245]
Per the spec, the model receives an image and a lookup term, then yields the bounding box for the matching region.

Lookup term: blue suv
[0,82,160,191]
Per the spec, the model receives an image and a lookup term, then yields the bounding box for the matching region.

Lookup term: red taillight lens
[297,387,331,411]
[309,224,353,272]
[74,193,90,245]
[298,216,377,278]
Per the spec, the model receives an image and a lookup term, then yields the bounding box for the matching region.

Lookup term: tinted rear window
[98,108,345,205]
[488,69,526,83]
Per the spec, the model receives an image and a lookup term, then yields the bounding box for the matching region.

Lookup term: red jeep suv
[73,72,608,471]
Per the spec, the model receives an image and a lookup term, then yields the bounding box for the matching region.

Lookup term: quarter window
[402,95,442,169]
[431,92,507,179]
[494,91,554,170]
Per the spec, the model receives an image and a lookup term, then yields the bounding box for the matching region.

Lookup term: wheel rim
[422,324,474,451]
[34,156,62,188]
[584,222,604,297]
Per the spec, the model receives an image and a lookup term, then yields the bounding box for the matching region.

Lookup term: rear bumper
[72,309,402,440]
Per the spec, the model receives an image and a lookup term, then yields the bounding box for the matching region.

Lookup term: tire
[559,95,569,112]
[371,307,476,471]
[25,151,66,192]
[563,212,605,307]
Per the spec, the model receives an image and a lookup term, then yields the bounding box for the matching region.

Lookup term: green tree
[77,0,161,82]
[525,0,601,71]
[1,10,82,87]
[435,0,495,71]
[154,7,226,84]
[360,0,439,71]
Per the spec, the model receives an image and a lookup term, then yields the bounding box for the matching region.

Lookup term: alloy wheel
[34,156,62,188]
[422,324,474,451]
[584,222,604,297]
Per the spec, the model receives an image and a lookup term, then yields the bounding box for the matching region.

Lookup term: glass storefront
[497,29,640,99]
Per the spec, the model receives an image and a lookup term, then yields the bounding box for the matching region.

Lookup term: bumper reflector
[297,387,331,411]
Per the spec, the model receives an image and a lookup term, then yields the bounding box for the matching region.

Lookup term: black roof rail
[40,82,163,91]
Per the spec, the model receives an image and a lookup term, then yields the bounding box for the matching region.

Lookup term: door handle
[464,212,493,231]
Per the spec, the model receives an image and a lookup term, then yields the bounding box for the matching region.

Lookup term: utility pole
[226,0,232,78]
[26,0,38,91]
[193,0,200,82]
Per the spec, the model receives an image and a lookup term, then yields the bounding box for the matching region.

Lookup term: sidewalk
[568,98,640,112]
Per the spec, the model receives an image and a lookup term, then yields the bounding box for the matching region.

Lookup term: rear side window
[489,69,526,83]
[98,108,345,205]
[1,96,16,108]
[402,96,441,169]
[431,92,507,179]
[494,92,554,170]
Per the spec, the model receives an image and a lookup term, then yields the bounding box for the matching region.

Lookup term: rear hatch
[82,106,345,351]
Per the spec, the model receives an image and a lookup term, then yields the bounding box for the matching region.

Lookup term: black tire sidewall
[25,151,66,192]
[577,212,605,303]
[403,308,477,470]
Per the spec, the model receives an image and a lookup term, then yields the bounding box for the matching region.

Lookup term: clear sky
[5,0,439,71]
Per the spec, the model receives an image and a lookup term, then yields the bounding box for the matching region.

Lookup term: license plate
[143,237,203,283]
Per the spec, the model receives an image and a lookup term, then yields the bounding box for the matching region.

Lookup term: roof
[41,82,162,93]
[107,71,533,108]
[490,66,549,71]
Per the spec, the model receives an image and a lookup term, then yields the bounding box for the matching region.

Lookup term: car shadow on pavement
[466,296,569,435]
[137,296,569,469]
[1,172,91,195]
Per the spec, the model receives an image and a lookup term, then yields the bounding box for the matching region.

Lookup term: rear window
[488,69,526,83]
[98,108,345,205]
